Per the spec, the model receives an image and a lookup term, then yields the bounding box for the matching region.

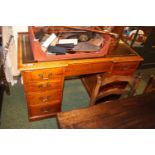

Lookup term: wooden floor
[57,91,155,129]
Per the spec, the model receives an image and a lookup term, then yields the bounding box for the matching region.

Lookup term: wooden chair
[143,75,155,93]
[89,74,142,106]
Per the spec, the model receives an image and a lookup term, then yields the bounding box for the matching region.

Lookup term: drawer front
[29,103,61,119]
[24,79,63,93]
[111,62,139,75]
[66,62,113,76]
[26,90,61,106]
[22,68,64,83]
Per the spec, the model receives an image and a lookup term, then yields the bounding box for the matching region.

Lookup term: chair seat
[87,73,141,106]
[97,88,129,100]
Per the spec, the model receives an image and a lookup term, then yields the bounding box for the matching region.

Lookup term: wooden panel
[26,90,61,106]
[29,103,61,121]
[65,62,113,76]
[111,61,139,75]
[22,68,64,82]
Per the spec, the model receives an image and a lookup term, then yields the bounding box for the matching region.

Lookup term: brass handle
[122,66,131,70]
[41,108,50,113]
[48,73,52,79]
[38,83,51,89]
[43,77,49,80]
[39,96,52,102]
[38,73,52,80]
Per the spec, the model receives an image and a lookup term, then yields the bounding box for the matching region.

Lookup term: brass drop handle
[38,73,52,80]
[48,73,52,79]
[38,83,51,89]
[122,66,131,70]
[41,108,50,113]
[39,96,52,102]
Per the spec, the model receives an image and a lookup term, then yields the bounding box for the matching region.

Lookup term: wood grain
[57,91,155,129]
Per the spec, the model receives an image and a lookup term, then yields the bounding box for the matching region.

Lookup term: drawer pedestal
[22,68,65,121]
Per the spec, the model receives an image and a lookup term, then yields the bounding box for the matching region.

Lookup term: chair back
[90,74,141,106]
[143,75,155,93]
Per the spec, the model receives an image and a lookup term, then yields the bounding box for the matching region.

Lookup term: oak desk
[57,91,155,129]
[18,33,143,121]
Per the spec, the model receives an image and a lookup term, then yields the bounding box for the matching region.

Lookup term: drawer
[28,103,61,119]
[26,90,61,106]
[111,62,139,75]
[22,68,64,83]
[24,79,63,93]
[66,62,113,76]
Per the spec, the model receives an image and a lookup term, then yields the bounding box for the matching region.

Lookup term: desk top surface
[57,91,155,129]
[18,33,143,71]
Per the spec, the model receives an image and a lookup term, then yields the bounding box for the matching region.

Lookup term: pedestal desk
[18,33,143,121]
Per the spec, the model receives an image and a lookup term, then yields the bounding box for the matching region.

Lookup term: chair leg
[89,75,102,106]
[143,75,155,93]
[130,74,142,96]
